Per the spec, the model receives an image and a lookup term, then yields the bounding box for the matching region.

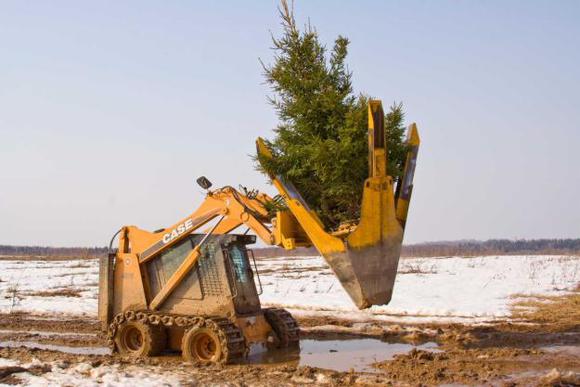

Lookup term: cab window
[229,245,249,283]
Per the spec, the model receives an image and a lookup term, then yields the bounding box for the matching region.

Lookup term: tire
[182,326,224,364]
[264,308,300,349]
[114,321,166,357]
[181,318,245,364]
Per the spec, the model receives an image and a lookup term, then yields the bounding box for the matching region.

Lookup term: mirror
[196,176,213,190]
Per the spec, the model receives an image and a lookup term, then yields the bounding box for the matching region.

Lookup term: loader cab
[222,238,263,315]
[145,233,262,317]
[102,229,299,362]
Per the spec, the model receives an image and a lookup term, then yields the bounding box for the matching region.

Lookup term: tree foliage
[257,1,408,229]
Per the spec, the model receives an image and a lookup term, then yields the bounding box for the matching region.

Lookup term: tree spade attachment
[257,100,420,309]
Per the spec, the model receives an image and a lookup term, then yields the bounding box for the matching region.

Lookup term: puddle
[0,337,440,371]
[247,338,439,372]
[0,340,110,356]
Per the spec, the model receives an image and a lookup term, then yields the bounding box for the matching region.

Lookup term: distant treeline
[252,246,318,258]
[401,239,580,257]
[254,239,580,258]
[1,238,579,259]
[0,245,108,259]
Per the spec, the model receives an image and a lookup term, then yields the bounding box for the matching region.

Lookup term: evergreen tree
[385,102,408,182]
[257,1,408,229]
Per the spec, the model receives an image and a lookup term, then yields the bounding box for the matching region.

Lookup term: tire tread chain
[264,307,300,346]
[107,310,246,363]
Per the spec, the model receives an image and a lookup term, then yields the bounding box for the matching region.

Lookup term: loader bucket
[257,100,420,309]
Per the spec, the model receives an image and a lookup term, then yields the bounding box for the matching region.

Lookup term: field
[0,255,578,386]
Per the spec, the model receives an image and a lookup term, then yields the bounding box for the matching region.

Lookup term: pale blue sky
[1,1,579,246]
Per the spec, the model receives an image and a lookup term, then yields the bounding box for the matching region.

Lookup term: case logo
[162,218,194,244]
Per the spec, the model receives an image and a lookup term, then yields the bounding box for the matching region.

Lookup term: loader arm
[116,187,280,311]
[104,99,420,319]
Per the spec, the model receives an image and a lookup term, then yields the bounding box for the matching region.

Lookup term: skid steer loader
[98,100,420,364]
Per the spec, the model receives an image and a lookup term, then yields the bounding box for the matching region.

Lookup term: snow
[0,358,183,387]
[0,260,98,316]
[258,255,580,323]
[0,255,578,324]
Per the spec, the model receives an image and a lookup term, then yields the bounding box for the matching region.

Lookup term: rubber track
[209,317,247,361]
[264,308,300,347]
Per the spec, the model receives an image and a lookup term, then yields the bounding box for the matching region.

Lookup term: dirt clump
[0,364,51,384]
[374,347,573,385]
[0,313,100,335]
[297,315,354,329]
[512,292,580,332]
[25,288,83,298]
[0,330,104,348]
[539,368,580,386]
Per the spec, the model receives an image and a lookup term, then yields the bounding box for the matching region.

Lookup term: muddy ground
[0,292,578,386]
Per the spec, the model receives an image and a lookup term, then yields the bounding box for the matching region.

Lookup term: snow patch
[0,255,578,324]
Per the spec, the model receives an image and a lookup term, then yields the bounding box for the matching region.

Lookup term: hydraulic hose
[108,228,123,254]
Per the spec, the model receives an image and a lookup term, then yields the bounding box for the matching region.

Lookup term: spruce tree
[257,1,408,229]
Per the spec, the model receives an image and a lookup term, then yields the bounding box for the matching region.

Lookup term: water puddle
[248,338,439,372]
[0,337,439,371]
[0,340,110,356]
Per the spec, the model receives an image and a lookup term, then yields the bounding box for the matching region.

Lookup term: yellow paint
[395,123,420,228]
[256,100,420,258]
[107,99,421,322]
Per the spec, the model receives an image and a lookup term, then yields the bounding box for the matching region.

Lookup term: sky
[0,1,579,247]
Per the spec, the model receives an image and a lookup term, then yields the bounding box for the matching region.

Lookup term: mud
[374,347,580,385]
[0,330,103,348]
[0,346,361,386]
[0,313,100,335]
[24,288,83,298]
[0,291,577,385]
[371,291,580,385]
[0,363,52,384]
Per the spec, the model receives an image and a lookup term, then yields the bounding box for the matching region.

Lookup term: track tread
[108,311,247,364]
[264,307,300,348]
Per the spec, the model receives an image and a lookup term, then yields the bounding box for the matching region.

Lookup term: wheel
[264,308,300,349]
[114,321,166,357]
[182,326,224,364]
[181,318,246,364]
